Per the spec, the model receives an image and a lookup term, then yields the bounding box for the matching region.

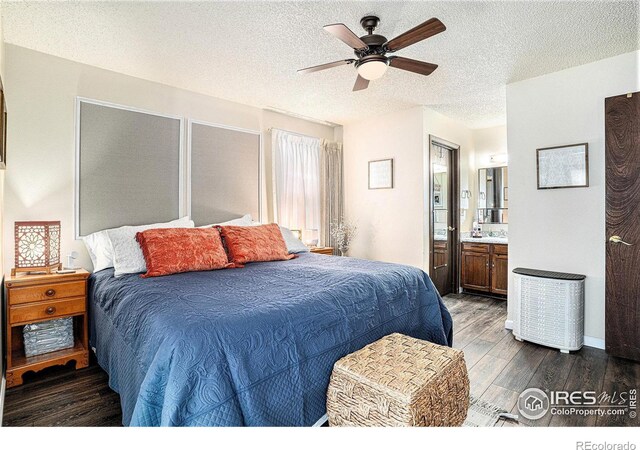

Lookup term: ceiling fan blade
[389,57,438,76]
[385,18,446,52]
[353,75,370,91]
[297,59,355,74]
[324,23,369,50]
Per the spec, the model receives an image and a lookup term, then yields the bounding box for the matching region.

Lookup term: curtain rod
[266,127,321,140]
[263,107,339,127]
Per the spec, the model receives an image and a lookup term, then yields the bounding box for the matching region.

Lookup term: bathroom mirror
[478,166,508,223]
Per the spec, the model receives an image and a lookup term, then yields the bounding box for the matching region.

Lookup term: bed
[89,252,453,426]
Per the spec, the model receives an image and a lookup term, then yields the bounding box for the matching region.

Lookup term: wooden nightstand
[4,269,90,387]
[310,247,334,255]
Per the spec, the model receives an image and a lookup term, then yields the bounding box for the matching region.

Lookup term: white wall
[333,126,343,143]
[343,106,474,271]
[506,50,639,342]
[3,45,336,271]
[344,106,425,268]
[473,125,508,169]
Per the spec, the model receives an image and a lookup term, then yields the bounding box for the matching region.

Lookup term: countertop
[461,236,508,244]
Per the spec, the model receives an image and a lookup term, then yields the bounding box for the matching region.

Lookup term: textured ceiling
[3,1,639,128]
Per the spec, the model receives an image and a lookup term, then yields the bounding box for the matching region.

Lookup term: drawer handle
[45,289,56,297]
[45,306,56,315]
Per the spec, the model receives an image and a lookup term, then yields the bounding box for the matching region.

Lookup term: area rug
[463,396,519,427]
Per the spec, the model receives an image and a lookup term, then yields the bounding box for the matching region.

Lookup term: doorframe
[426,135,461,295]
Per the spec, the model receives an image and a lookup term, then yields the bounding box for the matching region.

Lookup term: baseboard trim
[0,375,5,427]
[584,336,605,350]
[504,319,514,330]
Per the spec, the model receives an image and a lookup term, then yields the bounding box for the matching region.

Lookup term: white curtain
[272,130,321,233]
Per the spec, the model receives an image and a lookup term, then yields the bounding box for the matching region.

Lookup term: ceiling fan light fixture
[357,59,389,81]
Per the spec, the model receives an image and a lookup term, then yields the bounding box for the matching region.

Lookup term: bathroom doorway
[428,136,460,296]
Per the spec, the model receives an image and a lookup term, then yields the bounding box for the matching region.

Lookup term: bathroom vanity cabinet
[460,242,508,296]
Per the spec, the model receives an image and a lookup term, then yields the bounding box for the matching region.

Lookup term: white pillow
[82,217,194,273]
[199,214,253,228]
[82,230,114,273]
[279,226,310,254]
[108,216,194,277]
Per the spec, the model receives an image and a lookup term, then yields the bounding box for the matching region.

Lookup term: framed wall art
[536,143,588,189]
[368,158,393,189]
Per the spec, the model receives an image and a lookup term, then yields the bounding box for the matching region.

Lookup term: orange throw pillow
[218,223,295,266]
[136,228,232,277]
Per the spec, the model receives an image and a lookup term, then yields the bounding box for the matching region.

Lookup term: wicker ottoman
[326,333,469,426]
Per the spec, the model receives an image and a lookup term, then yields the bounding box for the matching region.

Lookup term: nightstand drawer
[9,281,86,305]
[9,297,86,324]
[310,247,334,255]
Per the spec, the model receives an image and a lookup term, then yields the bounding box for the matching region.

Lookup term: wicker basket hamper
[327,333,469,426]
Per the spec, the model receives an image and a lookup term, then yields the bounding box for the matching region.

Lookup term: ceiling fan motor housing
[356,15,388,60]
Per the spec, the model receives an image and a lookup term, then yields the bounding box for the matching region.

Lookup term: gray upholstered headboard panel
[77,100,182,237]
[189,121,261,226]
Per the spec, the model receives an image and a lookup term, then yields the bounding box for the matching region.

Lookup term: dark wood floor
[2,362,122,426]
[2,293,638,426]
[444,293,639,427]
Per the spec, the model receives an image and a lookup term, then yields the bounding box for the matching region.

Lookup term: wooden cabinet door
[461,251,490,292]
[432,241,450,295]
[490,253,508,295]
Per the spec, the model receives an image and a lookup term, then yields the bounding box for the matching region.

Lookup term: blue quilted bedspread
[89,253,452,426]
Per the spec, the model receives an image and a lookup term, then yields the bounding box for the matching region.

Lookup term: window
[272,130,321,243]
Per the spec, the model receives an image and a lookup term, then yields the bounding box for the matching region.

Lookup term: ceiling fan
[298,15,446,91]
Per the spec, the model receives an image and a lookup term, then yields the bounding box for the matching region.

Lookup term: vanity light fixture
[490,153,508,164]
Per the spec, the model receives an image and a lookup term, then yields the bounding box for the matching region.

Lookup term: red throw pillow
[218,223,295,266]
[136,228,232,277]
